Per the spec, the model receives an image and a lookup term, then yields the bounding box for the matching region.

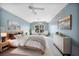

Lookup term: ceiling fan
[28,3,45,14]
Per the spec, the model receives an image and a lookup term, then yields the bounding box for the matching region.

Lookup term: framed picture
[58,15,72,30]
[34,24,44,33]
[8,20,20,30]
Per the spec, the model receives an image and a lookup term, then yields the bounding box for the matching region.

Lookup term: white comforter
[8,35,46,54]
[10,39,26,47]
[24,40,44,51]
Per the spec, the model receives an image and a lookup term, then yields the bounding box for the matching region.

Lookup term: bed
[8,35,46,55]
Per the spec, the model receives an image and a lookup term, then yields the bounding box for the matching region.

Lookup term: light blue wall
[30,22,49,34]
[49,24,58,34]
[0,7,1,27]
[20,24,30,35]
[0,7,30,34]
[50,4,79,47]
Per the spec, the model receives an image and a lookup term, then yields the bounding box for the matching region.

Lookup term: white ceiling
[0,3,67,23]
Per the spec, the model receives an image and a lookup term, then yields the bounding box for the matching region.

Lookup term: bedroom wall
[0,7,1,27]
[20,24,30,35]
[0,7,30,34]
[49,24,58,37]
[49,4,79,47]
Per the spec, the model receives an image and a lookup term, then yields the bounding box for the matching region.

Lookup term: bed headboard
[53,34,72,55]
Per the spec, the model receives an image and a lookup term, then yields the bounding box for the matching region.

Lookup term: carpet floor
[0,48,43,56]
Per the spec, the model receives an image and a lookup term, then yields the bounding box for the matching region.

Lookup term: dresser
[53,34,72,55]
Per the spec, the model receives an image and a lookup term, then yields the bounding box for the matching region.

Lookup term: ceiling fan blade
[29,5,33,9]
[28,3,34,9]
[28,3,45,15]
[33,7,45,10]
[28,3,45,10]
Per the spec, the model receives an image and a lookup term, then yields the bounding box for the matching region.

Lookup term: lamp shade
[1,32,7,37]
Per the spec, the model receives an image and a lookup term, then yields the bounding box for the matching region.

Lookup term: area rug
[9,48,42,56]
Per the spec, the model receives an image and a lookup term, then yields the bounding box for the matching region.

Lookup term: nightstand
[0,41,9,52]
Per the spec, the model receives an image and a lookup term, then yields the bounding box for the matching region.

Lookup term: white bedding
[24,40,44,51]
[9,35,29,47]
[25,40,42,48]
[8,39,27,47]
[8,35,46,54]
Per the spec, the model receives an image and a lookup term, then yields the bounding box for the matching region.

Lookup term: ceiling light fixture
[28,3,45,15]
